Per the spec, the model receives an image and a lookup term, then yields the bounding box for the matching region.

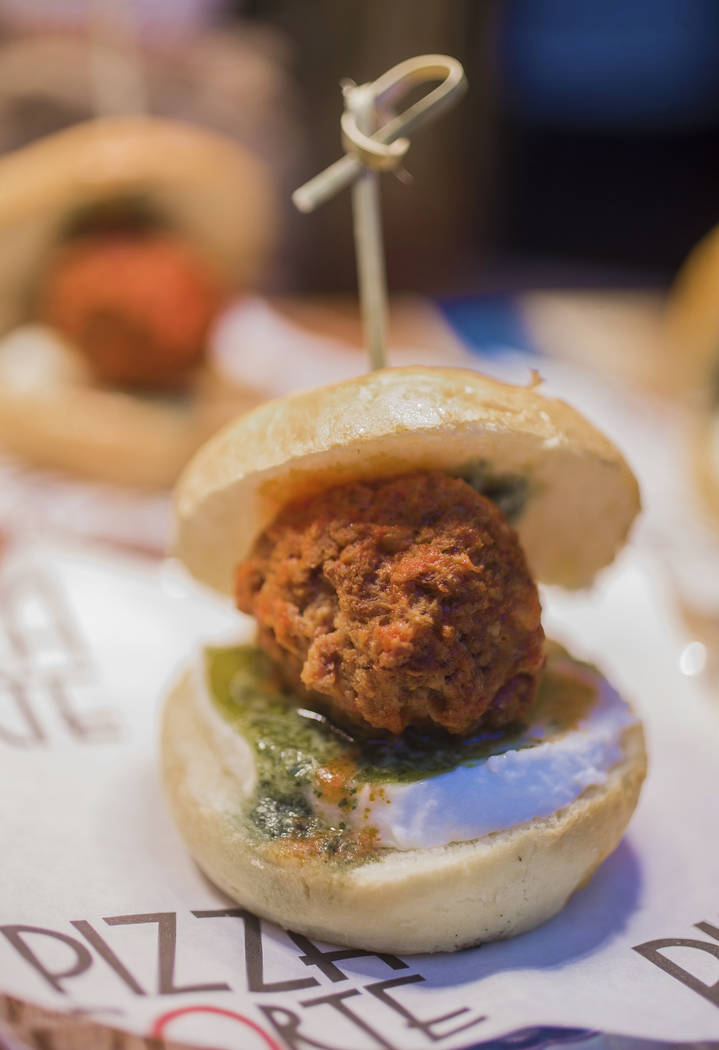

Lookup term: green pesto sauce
[207,646,351,855]
[204,645,596,859]
[453,459,531,524]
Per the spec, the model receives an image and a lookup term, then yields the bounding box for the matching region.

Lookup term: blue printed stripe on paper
[457,1027,719,1050]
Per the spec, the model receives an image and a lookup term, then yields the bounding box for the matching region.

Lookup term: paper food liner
[1,336,719,1050]
[0,526,717,1050]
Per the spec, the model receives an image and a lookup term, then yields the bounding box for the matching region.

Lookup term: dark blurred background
[3,0,719,296]
[241,0,719,296]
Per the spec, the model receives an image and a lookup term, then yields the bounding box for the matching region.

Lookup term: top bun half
[0,115,276,334]
[174,366,640,593]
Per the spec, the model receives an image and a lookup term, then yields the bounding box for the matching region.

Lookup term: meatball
[40,234,222,389]
[236,473,545,736]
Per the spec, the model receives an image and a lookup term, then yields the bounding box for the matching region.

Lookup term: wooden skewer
[292,54,466,373]
[346,81,389,371]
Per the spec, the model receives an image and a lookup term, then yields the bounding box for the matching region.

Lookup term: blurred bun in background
[0,115,279,487]
[664,225,719,402]
[663,224,719,526]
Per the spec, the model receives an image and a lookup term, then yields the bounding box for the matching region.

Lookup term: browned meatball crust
[41,234,221,389]
[235,472,545,735]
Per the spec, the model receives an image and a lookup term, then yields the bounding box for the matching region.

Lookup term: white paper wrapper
[0,524,717,1050]
[1,345,719,1050]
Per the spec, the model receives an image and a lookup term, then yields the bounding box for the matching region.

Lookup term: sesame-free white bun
[175,365,640,591]
[0,114,275,334]
[161,663,646,954]
[166,366,645,952]
[661,227,719,525]
[691,412,719,529]
[663,221,719,399]
[0,116,276,486]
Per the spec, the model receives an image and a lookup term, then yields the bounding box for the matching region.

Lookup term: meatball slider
[164,366,645,953]
[0,115,275,487]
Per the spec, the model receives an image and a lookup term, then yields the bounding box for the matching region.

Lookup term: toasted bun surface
[0,326,259,488]
[175,366,640,590]
[161,661,646,954]
[0,115,275,335]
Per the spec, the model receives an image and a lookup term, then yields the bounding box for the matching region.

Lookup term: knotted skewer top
[292,55,466,370]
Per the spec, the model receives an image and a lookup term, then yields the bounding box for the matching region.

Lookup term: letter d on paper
[633,934,719,1008]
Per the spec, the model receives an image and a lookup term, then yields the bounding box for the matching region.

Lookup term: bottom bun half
[160,661,646,955]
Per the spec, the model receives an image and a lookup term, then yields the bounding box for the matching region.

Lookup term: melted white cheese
[330,669,635,849]
[197,650,637,851]
[195,659,257,796]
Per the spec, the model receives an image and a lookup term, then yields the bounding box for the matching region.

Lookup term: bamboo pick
[346,81,389,371]
[292,55,466,214]
[292,55,466,373]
